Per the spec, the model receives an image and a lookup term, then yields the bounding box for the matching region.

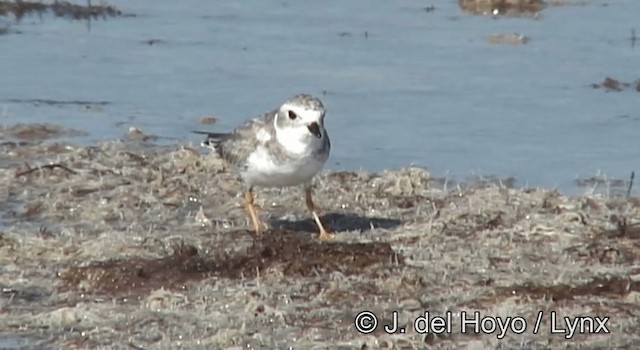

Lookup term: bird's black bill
[307,122,322,138]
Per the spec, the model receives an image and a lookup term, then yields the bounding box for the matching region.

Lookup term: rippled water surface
[1,0,639,194]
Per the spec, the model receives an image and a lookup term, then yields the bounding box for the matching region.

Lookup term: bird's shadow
[269,212,402,233]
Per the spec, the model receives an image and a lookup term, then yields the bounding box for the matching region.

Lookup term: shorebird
[195,94,332,240]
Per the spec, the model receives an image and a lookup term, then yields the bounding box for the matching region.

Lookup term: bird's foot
[318,229,334,241]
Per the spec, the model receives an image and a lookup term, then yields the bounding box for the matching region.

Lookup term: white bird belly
[240,146,325,188]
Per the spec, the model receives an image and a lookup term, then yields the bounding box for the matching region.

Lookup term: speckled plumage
[195,93,333,239]
[200,109,279,168]
[196,94,330,188]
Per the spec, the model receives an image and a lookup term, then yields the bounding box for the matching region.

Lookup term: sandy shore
[1,124,639,349]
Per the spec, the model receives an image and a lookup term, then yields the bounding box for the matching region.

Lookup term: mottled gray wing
[195,109,277,168]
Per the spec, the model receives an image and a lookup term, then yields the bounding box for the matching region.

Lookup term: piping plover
[195,94,332,240]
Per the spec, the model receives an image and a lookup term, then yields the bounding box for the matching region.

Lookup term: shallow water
[0,335,39,349]
[1,0,639,194]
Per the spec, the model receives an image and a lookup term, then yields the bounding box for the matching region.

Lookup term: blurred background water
[1,0,638,194]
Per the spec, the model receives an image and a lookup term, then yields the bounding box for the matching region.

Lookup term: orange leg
[243,189,264,234]
[305,186,333,240]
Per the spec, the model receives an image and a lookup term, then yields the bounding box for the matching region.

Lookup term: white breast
[240,145,326,188]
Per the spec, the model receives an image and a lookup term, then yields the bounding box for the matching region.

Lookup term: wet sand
[1,123,639,348]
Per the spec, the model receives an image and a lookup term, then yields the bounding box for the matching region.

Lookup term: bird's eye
[287,111,297,120]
